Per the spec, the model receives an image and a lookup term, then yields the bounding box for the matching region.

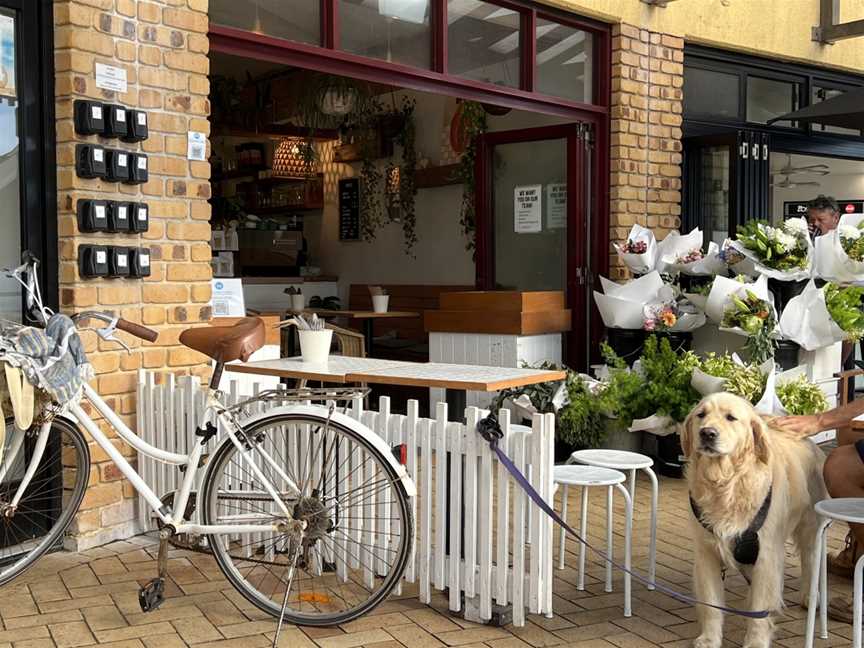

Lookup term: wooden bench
[347,284,473,360]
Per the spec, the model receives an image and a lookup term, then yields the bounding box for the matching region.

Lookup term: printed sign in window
[514,184,542,234]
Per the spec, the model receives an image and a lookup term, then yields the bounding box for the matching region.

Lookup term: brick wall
[608,23,684,279]
[54,0,212,549]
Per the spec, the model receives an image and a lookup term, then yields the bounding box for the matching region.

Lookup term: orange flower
[661,311,678,327]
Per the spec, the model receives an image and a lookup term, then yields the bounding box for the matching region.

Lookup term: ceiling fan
[771,174,821,189]
[774,154,830,176]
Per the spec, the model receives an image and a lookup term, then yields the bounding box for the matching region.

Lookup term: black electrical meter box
[130,202,149,233]
[77,199,109,233]
[128,153,149,184]
[103,104,128,139]
[108,247,131,277]
[105,149,131,183]
[74,100,105,136]
[76,144,106,179]
[79,245,109,278]
[129,248,151,278]
[122,110,148,143]
[108,202,132,232]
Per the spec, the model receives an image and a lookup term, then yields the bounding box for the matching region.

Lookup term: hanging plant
[395,97,418,256]
[453,101,488,251]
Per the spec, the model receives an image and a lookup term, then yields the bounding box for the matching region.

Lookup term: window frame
[208,0,610,117]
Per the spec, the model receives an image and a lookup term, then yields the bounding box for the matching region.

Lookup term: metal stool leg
[821,527,829,639]
[558,485,569,571]
[605,485,613,593]
[805,518,831,648]
[643,466,658,590]
[577,486,588,591]
[615,483,633,617]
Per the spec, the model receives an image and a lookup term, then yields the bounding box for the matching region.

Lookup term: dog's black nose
[700,427,718,443]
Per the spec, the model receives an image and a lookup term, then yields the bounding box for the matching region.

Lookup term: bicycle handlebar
[116,319,159,343]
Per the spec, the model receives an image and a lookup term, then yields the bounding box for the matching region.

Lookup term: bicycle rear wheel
[0,416,89,586]
[201,411,413,626]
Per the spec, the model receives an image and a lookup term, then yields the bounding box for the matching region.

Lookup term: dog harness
[689,487,773,565]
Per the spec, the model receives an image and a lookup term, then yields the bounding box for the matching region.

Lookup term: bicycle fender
[238,405,417,498]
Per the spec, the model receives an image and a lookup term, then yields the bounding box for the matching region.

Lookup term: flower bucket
[774,339,801,371]
[371,295,390,313]
[298,329,333,364]
[290,294,305,311]
[767,278,808,315]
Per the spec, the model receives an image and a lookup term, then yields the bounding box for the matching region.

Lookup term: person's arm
[774,398,864,436]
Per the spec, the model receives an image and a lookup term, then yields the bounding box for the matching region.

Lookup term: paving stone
[315,629,394,648]
[81,606,127,632]
[170,616,223,644]
[48,621,97,648]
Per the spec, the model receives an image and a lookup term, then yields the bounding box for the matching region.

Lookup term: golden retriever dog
[682,392,826,648]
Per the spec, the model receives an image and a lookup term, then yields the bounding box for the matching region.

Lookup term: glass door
[682,130,771,241]
[476,123,592,369]
[0,5,21,320]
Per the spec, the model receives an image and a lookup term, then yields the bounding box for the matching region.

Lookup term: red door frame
[475,122,604,370]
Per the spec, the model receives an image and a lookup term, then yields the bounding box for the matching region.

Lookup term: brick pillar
[609,24,684,279]
[54,0,212,548]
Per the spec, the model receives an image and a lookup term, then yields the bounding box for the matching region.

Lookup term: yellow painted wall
[540,0,864,74]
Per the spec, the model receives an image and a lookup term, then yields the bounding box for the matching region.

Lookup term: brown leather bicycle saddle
[179,317,265,363]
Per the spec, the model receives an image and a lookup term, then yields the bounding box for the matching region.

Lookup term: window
[683,66,739,118]
[448,0,521,89]
[339,0,432,69]
[812,85,863,136]
[209,0,321,45]
[746,76,801,127]
[535,18,593,103]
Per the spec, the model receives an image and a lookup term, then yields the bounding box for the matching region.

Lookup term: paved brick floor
[0,473,854,647]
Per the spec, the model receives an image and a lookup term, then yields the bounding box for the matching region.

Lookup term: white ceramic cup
[371,294,390,313]
[290,294,305,311]
[298,329,333,364]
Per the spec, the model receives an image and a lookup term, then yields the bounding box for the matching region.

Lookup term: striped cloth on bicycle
[2,313,92,404]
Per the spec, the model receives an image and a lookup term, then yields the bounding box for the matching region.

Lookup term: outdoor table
[224,355,413,383]
[286,308,420,356]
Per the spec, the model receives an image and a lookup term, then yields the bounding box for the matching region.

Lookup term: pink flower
[643,319,656,331]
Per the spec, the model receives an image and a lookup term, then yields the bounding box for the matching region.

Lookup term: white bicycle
[0,254,415,627]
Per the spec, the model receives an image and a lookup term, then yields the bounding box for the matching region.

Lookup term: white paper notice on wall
[546,183,566,229]
[187,131,206,161]
[95,63,128,93]
[514,184,542,233]
[211,278,245,317]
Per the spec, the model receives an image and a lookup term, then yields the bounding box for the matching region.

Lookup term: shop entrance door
[682,130,771,242]
[476,123,593,369]
[0,0,60,551]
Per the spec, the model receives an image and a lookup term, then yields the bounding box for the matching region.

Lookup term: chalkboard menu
[785,199,864,217]
[339,178,360,241]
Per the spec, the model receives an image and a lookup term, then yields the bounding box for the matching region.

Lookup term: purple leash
[475,417,769,620]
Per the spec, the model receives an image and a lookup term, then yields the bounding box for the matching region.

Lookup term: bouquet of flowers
[814,215,864,284]
[657,228,712,275]
[731,217,812,280]
[642,300,706,333]
[690,353,780,414]
[720,289,778,363]
[614,224,657,275]
[776,373,829,416]
[779,280,848,350]
[718,239,757,276]
[594,271,673,329]
[825,282,864,342]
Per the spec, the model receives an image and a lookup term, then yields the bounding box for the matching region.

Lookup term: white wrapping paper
[778,280,847,351]
[594,271,673,329]
[628,413,678,437]
[613,224,658,275]
[729,236,813,282]
[773,365,811,416]
[658,228,710,275]
[705,274,771,325]
[813,214,864,285]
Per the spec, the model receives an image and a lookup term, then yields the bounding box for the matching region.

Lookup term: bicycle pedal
[138,577,165,613]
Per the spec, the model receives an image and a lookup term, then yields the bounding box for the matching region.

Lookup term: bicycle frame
[2,383,304,537]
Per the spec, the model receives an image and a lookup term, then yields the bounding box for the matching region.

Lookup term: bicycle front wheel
[201,411,413,626]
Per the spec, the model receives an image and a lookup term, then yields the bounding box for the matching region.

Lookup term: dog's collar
[689,486,773,565]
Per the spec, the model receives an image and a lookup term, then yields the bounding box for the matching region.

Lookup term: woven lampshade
[273,137,314,178]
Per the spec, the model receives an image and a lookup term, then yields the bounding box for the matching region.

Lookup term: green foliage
[840,222,864,261]
[776,375,830,415]
[454,102,488,251]
[699,353,767,403]
[720,289,778,364]
[825,283,864,342]
[736,220,809,271]
[395,98,418,256]
[557,374,609,449]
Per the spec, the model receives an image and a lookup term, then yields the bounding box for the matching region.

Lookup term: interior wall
[771,159,864,220]
[307,89,570,302]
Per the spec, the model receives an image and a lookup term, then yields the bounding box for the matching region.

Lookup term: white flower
[774,231,798,252]
[840,224,862,240]
[783,217,809,238]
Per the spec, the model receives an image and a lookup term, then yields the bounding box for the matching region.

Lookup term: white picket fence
[135,370,555,625]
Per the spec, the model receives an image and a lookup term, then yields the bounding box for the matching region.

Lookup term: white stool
[568,449,658,589]
[553,464,633,617]
[806,498,864,648]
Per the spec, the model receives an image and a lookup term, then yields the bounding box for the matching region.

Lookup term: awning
[767,86,864,130]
